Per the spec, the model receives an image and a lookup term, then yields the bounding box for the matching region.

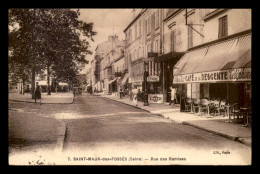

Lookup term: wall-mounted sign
[133,76,143,83]
[148,94,163,103]
[173,68,251,83]
[148,52,158,58]
[147,76,160,82]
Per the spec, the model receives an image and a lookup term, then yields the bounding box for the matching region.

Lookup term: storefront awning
[173,33,251,83]
[120,73,129,85]
[108,78,118,84]
[155,51,184,62]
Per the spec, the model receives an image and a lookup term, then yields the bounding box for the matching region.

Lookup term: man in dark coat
[34,82,41,104]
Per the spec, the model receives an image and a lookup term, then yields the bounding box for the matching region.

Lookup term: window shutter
[224,16,228,37]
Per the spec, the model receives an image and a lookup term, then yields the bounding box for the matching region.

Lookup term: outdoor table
[225,105,232,123]
[190,101,194,114]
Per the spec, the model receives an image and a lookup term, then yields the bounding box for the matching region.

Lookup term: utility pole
[143,61,149,106]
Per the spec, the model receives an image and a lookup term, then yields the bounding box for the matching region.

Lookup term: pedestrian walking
[120,87,123,99]
[34,82,41,105]
[73,87,76,97]
[137,89,141,101]
[169,85,176,105]
[132,89,138,106]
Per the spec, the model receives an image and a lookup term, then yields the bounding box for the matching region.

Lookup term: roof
[123,12,142,33]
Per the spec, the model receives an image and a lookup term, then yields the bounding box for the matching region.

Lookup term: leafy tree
[8,9,96,97]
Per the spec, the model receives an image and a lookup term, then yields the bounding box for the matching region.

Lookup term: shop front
[155,51,184,103]
[173,32,251,111]
[118,73,129,95]
[108,77,118,94]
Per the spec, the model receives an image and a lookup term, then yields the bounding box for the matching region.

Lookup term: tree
[8,9,96,97]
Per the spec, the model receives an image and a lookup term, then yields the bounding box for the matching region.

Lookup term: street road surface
[8,94,251,165]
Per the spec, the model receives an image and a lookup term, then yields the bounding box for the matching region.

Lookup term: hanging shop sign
[148,94,163,103]
[133,76,143,83]
[147,76,160,82]
[173,68,251,83]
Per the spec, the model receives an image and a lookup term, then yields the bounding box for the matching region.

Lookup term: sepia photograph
[8,8,252,165]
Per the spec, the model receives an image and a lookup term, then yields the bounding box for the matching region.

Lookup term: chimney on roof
[108,35,118,42]
[132,9,136,20]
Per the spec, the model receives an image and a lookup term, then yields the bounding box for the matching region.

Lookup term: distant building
[94,35,125,93]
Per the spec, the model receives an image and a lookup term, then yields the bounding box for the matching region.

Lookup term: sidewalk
[9,92,74,104]
[96,93,251,146]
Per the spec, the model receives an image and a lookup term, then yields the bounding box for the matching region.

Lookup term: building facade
[171,9,251,108]
[94,35,125,94]
[124,11,144,97]
[90,9,251,108]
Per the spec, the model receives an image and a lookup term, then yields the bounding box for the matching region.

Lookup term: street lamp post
[143,61,149,106]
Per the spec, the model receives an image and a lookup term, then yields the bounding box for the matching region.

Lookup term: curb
[182,121,251,146]
[9,99,74,104]
[99,95,251,147]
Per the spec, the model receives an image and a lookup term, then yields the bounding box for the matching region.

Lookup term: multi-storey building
[92,9,251,108]
[124,10,145,99]
[171,9,251,108]
[94,35,124,93]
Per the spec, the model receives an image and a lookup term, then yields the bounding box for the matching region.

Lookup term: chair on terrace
[192,98,200,114]
[230,103,241,122]
[199,99,210,116]
[184,98,192,112]
[216,100,227,116]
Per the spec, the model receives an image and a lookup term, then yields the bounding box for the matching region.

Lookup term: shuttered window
[188,22,193,49]
[170,30,175,52]
[218,16,228,38]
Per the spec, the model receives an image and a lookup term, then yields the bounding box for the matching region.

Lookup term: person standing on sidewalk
[169,85,176,105]
[120,87,123,99]
[34,82,41,105]
[73,87,76,97]
[132,88,138,106]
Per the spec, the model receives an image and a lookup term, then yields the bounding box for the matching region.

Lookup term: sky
[78,8,141,74]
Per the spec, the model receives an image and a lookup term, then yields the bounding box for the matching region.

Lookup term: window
[138,47,142,58]
[135,24,137,39]
[171,31,175,52]
[139,20,141,37]
[188,22,193,49]
[218,15,228,38]
[145,19,148,35]
[128,30,131,43]
[154,40,157,53]
[155,9,159,28]
[147,17,151,34]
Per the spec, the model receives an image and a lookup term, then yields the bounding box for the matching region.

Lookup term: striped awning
[120,73,129,85]
[108,78,118,84]
[173,33,251,83]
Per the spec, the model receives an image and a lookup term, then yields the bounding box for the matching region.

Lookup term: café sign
[148,94,163,103]
[173,68,251,83]
[147,76,160,82]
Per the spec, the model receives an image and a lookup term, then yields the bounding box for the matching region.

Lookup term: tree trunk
[47,64,51,95]
[22,79,24,95]
[31,67,35,99]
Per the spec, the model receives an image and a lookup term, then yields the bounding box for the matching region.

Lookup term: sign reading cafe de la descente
[173,67,251,84]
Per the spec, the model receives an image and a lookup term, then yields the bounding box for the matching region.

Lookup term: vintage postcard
[8,8,251,165]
